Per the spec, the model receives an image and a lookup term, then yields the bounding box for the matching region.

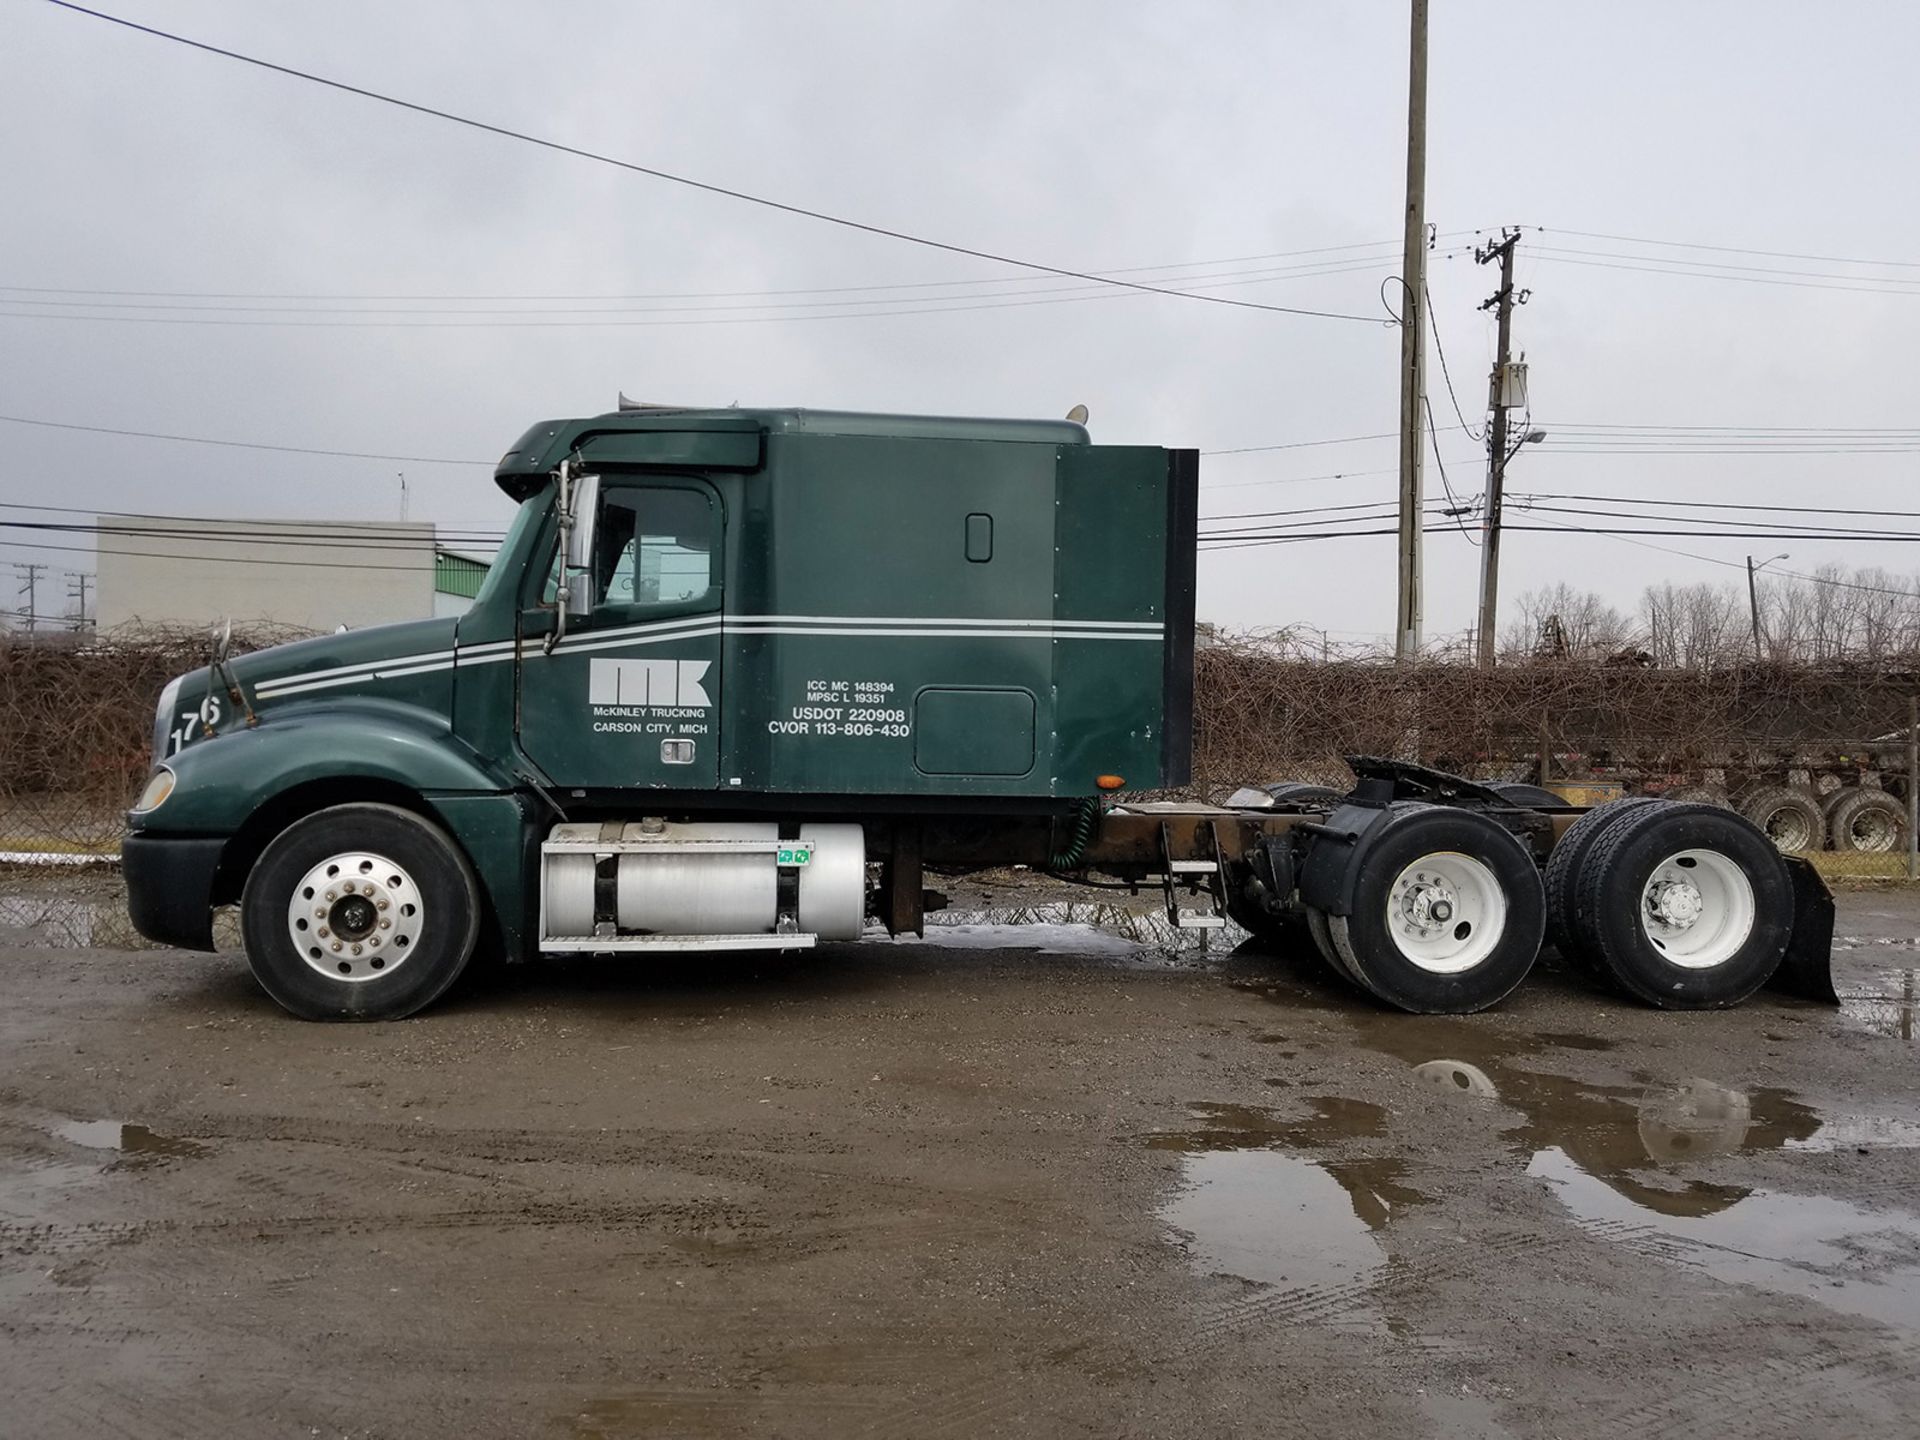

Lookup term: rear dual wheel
[1555,800,1793,1009]
[1306,804,1545,1013]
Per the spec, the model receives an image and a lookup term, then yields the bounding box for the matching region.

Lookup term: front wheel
[240,803,481,1020]
[1324,804,1546,1013]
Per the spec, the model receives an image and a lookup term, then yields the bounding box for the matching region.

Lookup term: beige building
[96,516,444,633]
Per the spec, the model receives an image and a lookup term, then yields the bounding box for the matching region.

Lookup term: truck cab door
[517,477,723,789]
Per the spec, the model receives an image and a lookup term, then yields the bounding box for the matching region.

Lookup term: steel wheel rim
[1639,848,1754,970]
[1383,852,1508,975]
[1850,807,1900,853]
[284,850,424,983]
[1760,805,1814,852]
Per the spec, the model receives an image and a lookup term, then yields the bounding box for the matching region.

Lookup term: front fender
[130,698,513,837]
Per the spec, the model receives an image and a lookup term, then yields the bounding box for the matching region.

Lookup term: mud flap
[1767,855,1837,1004]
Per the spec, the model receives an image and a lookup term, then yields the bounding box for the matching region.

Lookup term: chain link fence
[0,624,308,862]
[1192,633,1920,884]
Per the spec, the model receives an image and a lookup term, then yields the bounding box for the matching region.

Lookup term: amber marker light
[1095,775,1126,791]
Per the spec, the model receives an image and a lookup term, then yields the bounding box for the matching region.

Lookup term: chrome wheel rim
[284,851,423,983]
[1639,848,1753,970]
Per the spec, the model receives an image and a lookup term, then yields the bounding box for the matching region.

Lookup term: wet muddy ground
[5,873,1920,1438]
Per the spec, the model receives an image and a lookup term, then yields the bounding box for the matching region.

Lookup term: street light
[1747,552,1791,662]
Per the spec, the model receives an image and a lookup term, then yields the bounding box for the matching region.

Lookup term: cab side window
[591,486,715,609]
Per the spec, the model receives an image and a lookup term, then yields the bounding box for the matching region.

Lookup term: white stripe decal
[727,614,1161,631]
[257,614,1160,698]
[725,626,1160,641]
[259,659,460,698]
[255,645,456,694]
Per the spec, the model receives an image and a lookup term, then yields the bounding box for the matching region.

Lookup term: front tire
[240,803,481,1021]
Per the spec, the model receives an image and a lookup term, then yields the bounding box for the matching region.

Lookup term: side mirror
[563,472,600,619]
[209,615,233,665]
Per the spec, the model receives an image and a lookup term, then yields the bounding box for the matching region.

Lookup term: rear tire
[1737,785,1824,853]
[240,803,481,1021]
[1573,801,1792,1009]
[1544,797,1662,967]
[1304,906,1360,983]
[1828,787,1906,853]
[1323,804,1545,1013]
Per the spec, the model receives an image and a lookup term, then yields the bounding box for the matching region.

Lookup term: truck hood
[230,616,461,699]
[154,617,465,766]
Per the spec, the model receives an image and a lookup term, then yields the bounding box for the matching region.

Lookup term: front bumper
[122,832,226,952]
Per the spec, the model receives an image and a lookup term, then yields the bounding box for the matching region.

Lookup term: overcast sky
[4,0,1916,642]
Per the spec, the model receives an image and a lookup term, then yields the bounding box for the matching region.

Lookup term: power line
[1536,421,1920,435]
[0,414,491,464]
[0,500,505,535]
[1424,281,1484,441]
[1518,491,1920,521]
[0,239,1427,303]
[1508,501,1920,542]
[1202,432,1398,457]
[1531,244,1920,289]
[0,520,501,553]
[0,252,1418,316]
[1525,252,1920,299]
[1513,510,1920,600]
[0,256,1408,329]
[40,1,1387,327]
[0,536,454,573]
[1539,227,1920,271]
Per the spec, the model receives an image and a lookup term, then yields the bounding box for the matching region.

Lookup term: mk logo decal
[588,657,713,708]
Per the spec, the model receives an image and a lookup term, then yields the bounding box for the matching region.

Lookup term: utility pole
[68,571,92,632]
[398,472,409,522]
[1393,0,1429,661]
[15,562,45,633]
[1474,230,1524,671]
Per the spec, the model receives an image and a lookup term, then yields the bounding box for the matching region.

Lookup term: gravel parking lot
[4,872,1920,1439]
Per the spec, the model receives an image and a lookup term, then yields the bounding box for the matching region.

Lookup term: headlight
[152,675,183,764]
[133,767,176,814]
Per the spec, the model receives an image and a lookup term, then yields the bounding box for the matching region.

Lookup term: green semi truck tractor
[122,406,1837,1020]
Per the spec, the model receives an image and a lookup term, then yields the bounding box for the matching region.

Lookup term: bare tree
[1503,583,1629,659]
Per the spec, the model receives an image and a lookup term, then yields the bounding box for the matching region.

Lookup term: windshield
[469,490,549,608]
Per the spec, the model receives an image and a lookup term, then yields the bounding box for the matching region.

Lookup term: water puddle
[1161,1150,1392,1291]
[1150,1096,1428,1317]
[0,894,239,950]
[49,1118,209,1165]
[923,901,1249,963]
[1532,1147,1920,1331]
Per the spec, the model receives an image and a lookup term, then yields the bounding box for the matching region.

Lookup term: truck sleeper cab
[122,406,1201,1018]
